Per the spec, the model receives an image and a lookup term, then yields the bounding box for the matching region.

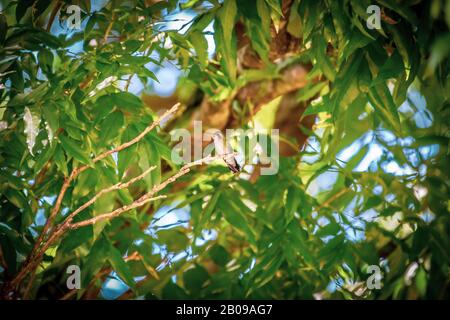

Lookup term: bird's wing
[212,133,226,156]
[213,133,241,173]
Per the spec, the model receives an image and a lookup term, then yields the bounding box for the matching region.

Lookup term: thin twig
[60,289,77,300]
[22,266,38,299]
[124,75,133,91]
[46,1,62,32]
[28,172,74,262]
[64,166,156,225]
[71,155,223,229]
[103,11,116,44]
[70,195,167,229]
[317,187,349,211]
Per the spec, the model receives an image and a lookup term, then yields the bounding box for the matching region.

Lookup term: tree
[0,0,449,300]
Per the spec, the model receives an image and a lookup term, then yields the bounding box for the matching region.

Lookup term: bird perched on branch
[211,131,240,173]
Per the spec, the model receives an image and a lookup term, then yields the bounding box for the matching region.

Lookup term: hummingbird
[211,131,240,173]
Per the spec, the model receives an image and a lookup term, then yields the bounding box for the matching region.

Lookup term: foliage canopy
[0,0,449,299]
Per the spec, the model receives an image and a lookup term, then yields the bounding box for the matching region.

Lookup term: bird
[211,131,241,173]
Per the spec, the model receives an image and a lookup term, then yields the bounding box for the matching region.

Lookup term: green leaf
[415,266,427,297]
[299,0,321,41]
[29,29,62,49]
[387,24,418,83]
[257,0,271,37]
[376,0,419,26]
[215,0,237,84]
[305,164,331,189]
[219,197,256,245]
[239,0,270,63]
[254,251,284,288]
[183,265,209,294]
[138,68,159,83]
[187,10,215,32]
[341,30,373,62]
[4,188,30,212]
[331,53,363,114]
[147,131,172,162]
[426,32,450,75]
[287,0,301,37]
[42,102,60,135]
[367,83,401,135]
[108,245,136,289]
[189,30,208,67]
[119,55,153,66]
[0,235,17,276]
[329,0,350,50]
[34,142,56,174]
[59,135,93,166]
[16,0,33,22]
[118,126,138,178]
[362,196,383,211]
[98,111,124,146]
[375,50,404,83]
[316,221,340,237]
[157,228,189,252]
[81,235,110,287]
[320,234,345,258]
[284,186,302,223]
[345,145,368,171]
[197,189,222,235]
[209,244,230,267]
[53,144,69,176]
[38,47,53,74]
[111,92,143,112]
[313,35,336,81]
[59,210,93,252]
[304,97,332,115]
[297,81,327,102]
[265,0,283,17]
[286,222,314,264]
[0,13,8,44]
[140,138,161,187]
[162,281,189,299]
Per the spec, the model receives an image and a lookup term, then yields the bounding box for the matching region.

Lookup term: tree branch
[103,11,116,44]
[64,166,157,225]
[6,103,180,295]
[69,154,221,229]
[6,153,219,297]
[46,1,62,32]
[33,103,180,255]
[70,195,167,229]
